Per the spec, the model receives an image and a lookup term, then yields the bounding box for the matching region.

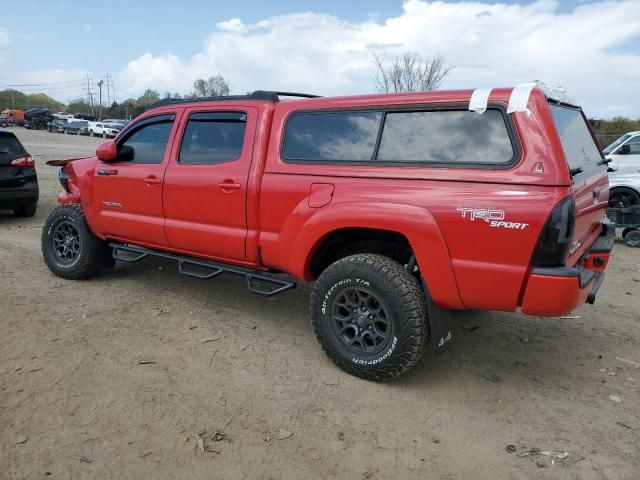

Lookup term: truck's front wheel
[42,205,113,279]
[310,254,427,381]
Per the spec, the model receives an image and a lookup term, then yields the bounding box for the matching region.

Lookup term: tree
[192,75,230,97]
[590,116,640,148]
[0,89,65,111]
[372,52,453,93]
[67,98,92,114]
[137,89,161,109]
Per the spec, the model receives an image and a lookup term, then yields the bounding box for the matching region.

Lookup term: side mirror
[96,140,117,162]
[618,144,631,155]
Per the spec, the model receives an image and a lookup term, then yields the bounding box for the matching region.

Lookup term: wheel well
[309,228,413,279]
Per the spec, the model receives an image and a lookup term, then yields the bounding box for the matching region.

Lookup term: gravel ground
[1,128,639,480]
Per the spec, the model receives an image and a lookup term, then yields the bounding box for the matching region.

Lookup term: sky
[0,0,639,118]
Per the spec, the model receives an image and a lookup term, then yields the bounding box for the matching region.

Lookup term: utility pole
[86,74,94,116]
[97,80,104,120]
[105,73,111,106]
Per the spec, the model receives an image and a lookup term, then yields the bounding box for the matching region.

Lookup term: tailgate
[549,104,608,261]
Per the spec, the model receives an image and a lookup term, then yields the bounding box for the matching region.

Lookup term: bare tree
[192,75,231,97]
[372,52,453,93]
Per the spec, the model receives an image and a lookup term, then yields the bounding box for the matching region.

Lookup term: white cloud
[117,0,640,116]
[216,18,248,34]
[83,24,93,31]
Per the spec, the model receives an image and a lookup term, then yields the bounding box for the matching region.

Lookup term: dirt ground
[1,127,639,480]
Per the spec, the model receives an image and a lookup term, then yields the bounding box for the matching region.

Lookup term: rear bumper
[0,183,39,208]
[521,224,614,316]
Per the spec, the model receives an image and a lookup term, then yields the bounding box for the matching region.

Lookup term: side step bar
[110,243,296,297]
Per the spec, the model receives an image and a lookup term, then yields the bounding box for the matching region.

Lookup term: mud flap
[422,279,453,353]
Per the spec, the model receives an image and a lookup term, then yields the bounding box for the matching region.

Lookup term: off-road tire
[42,204,113,279]
[310,254,427,381]
[14,203,37,217]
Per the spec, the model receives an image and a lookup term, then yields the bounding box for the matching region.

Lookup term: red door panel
[163,107,258,261]
[91,113,179,248]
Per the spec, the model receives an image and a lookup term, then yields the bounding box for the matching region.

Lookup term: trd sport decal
[456,207,529,230]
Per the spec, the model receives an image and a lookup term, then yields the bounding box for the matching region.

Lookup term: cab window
[179,112,246,165]
[117,117,174,164]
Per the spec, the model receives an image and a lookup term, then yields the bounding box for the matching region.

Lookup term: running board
[110,243,296,297]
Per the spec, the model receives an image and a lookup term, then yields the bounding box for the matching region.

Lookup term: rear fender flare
[286,201,464,309]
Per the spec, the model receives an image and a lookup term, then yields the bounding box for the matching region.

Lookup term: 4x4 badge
[456,207,529,230]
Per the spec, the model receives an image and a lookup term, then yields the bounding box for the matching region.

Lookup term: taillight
[11,156,35,167]
[531,196,576,267]
[59,166,70,192]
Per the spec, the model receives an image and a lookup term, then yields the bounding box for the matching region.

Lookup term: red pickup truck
[42,87,614,381]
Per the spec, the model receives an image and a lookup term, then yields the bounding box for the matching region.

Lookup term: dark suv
[0,129,38,217]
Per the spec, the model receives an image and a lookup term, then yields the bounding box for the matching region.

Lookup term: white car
[52,112,74,120]
[88,122,121,138]
[603,131,640,174]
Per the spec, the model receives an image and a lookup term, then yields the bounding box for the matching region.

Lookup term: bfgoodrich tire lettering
[310,254,428,381]
[41,204,112,279]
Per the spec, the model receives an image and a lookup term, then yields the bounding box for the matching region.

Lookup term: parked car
[89,122,120,138]
[0,129,38,217]
[103,118,129,126]
[69,120,90,135]
[603,131,640,174]
[42,87,613,381]
[52,112,74,121]
[73,113,96,121]
[608,172,640,207]
[48,119,72,133]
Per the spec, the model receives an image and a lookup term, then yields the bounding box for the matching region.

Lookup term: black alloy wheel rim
[609,190,638,208]
[331,286,392,355]
[52,220,81,264]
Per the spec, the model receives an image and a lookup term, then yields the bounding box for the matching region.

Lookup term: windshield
[550,105,603,171]
[603,133,632,154]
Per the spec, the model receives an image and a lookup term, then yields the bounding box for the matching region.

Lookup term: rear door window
[550,105,603,171]
[377,110,514,164]
[179,112,246,165]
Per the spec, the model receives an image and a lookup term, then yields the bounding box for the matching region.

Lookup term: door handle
[145,175,161,186]
[97,168,118,176]
[217,180,241,191]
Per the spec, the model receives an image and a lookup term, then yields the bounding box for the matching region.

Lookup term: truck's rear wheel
[42,205,113,279]
[310,254,427,381]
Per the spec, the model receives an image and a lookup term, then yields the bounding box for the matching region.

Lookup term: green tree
[67,98,92,114]
[137,89,161,109]
[192,75,230,97]
[0,89,65,111]
[590,117,640,147]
